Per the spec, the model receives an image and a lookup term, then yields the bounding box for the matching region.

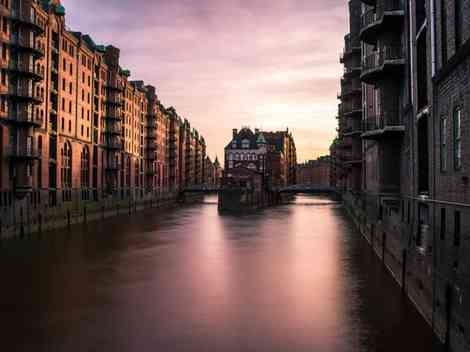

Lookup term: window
[61,142,72,198]
[454,211,461,246]
[80,146,89,188]
[440,208,446,240]
[80,146,90,200]
[440,115,447,171]
[241,139,250,149]
[453,108,462,170]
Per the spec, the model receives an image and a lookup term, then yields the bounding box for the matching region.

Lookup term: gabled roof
[225,127,265,150]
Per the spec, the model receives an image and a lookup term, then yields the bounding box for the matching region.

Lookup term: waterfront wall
[342,191,469,352]
[0,191,182,240]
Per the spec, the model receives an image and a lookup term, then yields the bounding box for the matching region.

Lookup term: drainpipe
[430,0,438,334]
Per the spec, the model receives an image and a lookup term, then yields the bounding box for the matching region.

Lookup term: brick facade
[332,1,470,351]
[0,0,208,235]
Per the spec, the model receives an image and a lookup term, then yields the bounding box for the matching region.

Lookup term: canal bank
[0,194,442,352]
[0,192,204,240]
[340,191,450,351]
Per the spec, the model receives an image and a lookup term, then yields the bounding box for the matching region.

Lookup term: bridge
[277,184,336,194]
[182,184,220,193]
[182,184,336,194]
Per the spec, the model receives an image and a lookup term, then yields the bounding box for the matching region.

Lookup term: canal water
[0,194,442,351]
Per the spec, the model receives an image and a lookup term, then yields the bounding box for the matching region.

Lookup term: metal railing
[106,160,121,170]
[146,141,157,150]
[363,111,402,131]
[361,0,404,30]
[5,144,40,159]
[342,101,362,114]
[8,110,42,125]
[9,87,43,103]
[104,123,122,135]
[362,46,404,73]
[10,37,45,56]
[106,136,122,150]
[8,62,44,79]
[9,11,45,32]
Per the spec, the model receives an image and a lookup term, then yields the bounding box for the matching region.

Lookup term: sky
[62,0,348,162]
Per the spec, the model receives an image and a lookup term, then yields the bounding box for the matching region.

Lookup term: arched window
[61,141,72,201]
[81,146,89,188]
[81,146,90,200]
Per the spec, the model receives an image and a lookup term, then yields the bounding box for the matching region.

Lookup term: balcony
[105,136,122,150]
[361,46,405,84]
[340,81,361,99]
[105,160,121,172]
[146,118,157,129]
[104,124,122,135]
[342,147,363,165]
[343,65,361,78]
[6,144,40,160]
[340,34,361,63]
[344,121,363,136]
[4,110,42,127]
[105,114,122,121]
[9,88,43,104]
[105,83,124,93]
[361,111,405,140]
[10,37,45,58]
[9,12,45,34]
[146,151,156,161]
[360,0,405,44]
[337,137,352,150]
[105,98,124,108]
[146,141,157,151]
[8,62,44,81]
[342,101,362,118]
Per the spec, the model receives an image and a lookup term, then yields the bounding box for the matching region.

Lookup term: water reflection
[0,195,442,351]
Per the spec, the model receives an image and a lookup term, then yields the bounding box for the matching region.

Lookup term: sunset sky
[62,0,348,162]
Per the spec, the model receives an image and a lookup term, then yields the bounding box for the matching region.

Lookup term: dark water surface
[0,195,442,351]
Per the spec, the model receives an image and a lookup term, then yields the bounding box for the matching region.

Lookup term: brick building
[203,156,222,187]
[224,127,297,189]
[0,0,208,235]
[332,1,470,351]
[297,156,331,187]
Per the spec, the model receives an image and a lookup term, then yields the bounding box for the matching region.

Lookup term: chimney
[232,129,238,138]
[255,128,259,134]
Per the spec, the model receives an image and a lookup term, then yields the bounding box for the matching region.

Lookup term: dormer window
[242,139,250,149]
[232,141,237,148]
